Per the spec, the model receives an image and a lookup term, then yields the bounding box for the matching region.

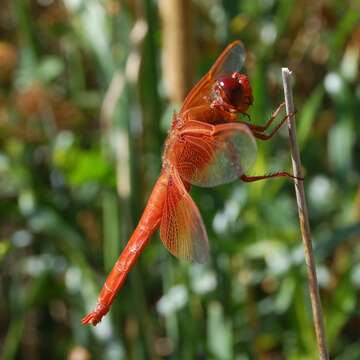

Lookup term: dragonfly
[82,40,298,326]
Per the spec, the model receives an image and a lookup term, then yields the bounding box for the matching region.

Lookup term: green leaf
[37,56,64,83]
[298,86,324,147]
[328,119,355,174]
[207,301,233,360]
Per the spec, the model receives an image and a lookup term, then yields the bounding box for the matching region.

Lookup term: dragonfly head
[216,72,253,114]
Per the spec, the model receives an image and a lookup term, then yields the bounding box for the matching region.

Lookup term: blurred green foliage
[1,0,360,359]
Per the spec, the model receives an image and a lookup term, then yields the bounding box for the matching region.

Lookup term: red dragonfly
[82,41,297,325]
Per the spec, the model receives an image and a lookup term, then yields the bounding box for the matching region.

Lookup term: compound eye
[218,76,243,107]
[219,77,238,91]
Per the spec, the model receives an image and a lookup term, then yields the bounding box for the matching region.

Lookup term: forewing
[176,124,257,187]
[160,169,209,263]
[181,41,246,112]
[211,41,246,79]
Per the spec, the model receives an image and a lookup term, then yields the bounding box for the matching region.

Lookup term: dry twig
[282,68,329,360]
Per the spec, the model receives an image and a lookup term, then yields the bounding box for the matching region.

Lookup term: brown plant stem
[282,68,329,360]
[159,0,195,102]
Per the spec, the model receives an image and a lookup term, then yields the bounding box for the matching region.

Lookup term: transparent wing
[175,123,257,187]
[181,41,246,112]
[160,168,209,263]
[211,41,246,79]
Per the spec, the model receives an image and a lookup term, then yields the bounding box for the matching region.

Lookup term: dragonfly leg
[251,110,297,140]
[240,172,303,182]
[239,102,285,132]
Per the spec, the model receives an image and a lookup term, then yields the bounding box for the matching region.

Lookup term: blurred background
[0,0,360,359]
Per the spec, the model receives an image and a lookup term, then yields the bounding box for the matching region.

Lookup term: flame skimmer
[82,41,297,325]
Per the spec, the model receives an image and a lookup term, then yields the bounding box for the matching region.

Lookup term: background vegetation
[1,0,360,359]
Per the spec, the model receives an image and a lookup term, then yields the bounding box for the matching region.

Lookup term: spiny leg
[238,102,285,132]
[252,111,295,140]
[240,172,303,182]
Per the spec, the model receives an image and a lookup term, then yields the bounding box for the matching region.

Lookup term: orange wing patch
[160,168,209,263]
[175,123,257,187]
